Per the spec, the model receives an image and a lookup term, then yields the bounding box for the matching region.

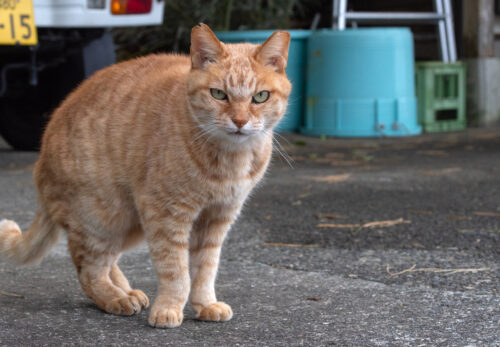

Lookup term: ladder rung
[343,12,447,22]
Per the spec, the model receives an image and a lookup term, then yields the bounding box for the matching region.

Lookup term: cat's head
[186,24,291,146]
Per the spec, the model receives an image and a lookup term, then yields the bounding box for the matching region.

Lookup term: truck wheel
[0,91,51,151]
[0,29,116,151]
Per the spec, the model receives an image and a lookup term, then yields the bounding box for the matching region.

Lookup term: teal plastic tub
[215,30,310,132]
[301,28,421,137]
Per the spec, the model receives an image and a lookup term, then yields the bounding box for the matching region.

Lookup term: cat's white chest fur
[210,176,254,205]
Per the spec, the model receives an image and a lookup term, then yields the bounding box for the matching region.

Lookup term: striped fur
[0,24,291,328]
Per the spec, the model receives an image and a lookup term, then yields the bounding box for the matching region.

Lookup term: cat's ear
[190,23,225,69]
[255,31,291,73]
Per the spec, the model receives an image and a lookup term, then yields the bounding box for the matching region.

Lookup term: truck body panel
[33,0,164,27]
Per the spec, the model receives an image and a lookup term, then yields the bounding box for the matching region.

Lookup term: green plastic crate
[415,61,466,132]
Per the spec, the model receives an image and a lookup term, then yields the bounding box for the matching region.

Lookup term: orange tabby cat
[0,24,291,328]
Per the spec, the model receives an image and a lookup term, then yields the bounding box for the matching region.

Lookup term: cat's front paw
[148,306,183,328]
[197,302,233,322]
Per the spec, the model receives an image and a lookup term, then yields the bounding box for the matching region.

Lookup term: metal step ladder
[332,0,457,62]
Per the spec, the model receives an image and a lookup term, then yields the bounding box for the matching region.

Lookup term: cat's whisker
[191,124,219,147]
[272,131,293,147]
[272,132,295,166]
[266,130,294,168]
[192,125,209,139]
[273,143,294,168]
[198,125,220,148]
[191,129,208,144]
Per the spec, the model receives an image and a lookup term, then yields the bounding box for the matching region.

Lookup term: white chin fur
[228,134,250,143]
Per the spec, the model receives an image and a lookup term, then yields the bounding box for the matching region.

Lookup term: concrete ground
[0,129,499,346]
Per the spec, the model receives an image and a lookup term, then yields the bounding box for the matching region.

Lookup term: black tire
[0,29,115,151]
[0,92,51,151]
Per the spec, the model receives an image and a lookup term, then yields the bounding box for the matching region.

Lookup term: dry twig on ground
[0,289,24,298]
[386,264,491,277]
[317,218,411,229]
[262,242,320,248]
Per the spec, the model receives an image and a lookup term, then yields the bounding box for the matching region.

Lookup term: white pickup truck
[0,0,164,150]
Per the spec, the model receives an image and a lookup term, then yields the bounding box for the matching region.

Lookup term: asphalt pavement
[0,129,499,346]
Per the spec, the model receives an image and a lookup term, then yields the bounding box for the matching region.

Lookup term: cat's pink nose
[232,118,248,129]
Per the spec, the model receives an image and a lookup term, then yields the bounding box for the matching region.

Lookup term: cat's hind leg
[107,225,149,309]
[109,262,149,309]
[67,234,144,316]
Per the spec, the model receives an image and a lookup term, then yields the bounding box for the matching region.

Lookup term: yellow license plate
[0,0,37,45]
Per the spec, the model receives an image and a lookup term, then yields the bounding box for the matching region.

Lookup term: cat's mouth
[228,128,250,137]
[225,128,253,142]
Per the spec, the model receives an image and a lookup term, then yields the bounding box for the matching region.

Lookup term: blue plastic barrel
[215,30,310,132]
[301,28,421,137]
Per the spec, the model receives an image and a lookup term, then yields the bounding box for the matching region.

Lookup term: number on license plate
[0,0,38,45]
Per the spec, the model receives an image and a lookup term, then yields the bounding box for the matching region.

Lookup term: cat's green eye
[210,88,228,100]
[252,91,270,104]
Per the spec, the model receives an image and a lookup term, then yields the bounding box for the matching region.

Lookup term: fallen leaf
[353,166,376,172]
[291,200,302,206]
[312,158,331,163]
[306,297,322,301]
[391,143,416,150]
[419,167,461,176]
[474,133,498,140]
[310,174,350,184]
[434,142,457,149]
[408,210,434,215]
[372,156,405,164]
[264,215,271,220]
[473,212,500,217]
[417,150,448,156]
[411,242,426,249]
[447,215,471,220]
[325,152,345,159]
[361,218,411,228]
[316,213,348,220]
[262,242,319,248]
[317,223,361,228]
[351,149,374,162]
[330,160,364,166]
[297,193,310,199]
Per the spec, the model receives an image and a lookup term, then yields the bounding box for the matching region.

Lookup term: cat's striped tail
[0,211,60,265]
